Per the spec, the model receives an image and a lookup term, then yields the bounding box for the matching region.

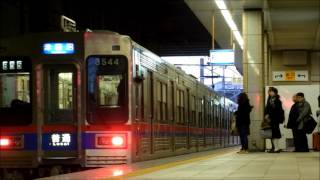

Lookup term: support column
[242,10,265,151]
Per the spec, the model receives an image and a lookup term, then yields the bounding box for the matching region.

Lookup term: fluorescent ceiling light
[233,31,244,49]
[214,0,243,49]
[221,10,238,31]
[215,0,227,10]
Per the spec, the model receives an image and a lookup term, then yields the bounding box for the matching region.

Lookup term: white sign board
[272,70,308,81]
[272,71,285,81]
[209,49,234,65]
[295,70,308,81]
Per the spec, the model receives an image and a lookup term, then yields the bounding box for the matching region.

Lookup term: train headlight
[96,134,126,148]
[0,138,10,146]
[112,136,124,146]
[0,136,23,149]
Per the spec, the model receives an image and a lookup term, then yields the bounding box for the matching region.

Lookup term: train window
[98,75,123,107]
[0,73,32,126]
[176,89,185,124]
[44,65,76,124]
[156,81,168,123]
[58,73,73,109]
[190,95,196,126]
[198,98,204,127]
[87,55,128,124]
[0,74,30,107]
[0,57,32,126]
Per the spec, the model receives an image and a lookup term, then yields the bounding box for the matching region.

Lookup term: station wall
[268,51,320,86]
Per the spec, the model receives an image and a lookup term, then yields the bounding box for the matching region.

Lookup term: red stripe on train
[0,126,37,133]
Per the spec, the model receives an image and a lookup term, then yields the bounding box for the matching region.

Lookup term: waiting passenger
[265,87,284,153]
[286,94,300,151]
[295,92,312,152]
[317,95,320,131]
[235,92,253,153]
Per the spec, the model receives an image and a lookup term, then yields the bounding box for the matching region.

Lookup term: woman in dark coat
[265,87,284,153]
[235,92,253,153]
[286,94,300,151]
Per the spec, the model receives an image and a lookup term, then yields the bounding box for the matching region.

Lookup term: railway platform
[38,147,320,180]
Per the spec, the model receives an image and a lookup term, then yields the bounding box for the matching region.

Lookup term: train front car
[83,32,132,167]
[0,33,85,177]
[0,56,34,169]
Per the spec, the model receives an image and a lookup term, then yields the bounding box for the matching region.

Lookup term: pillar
[242,10,265,151]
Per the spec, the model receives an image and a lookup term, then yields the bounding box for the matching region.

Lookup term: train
[0,31,238,177]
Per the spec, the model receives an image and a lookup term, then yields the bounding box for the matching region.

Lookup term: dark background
[0,0,216,56]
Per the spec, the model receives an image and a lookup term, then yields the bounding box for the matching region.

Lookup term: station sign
[209,49,234,65]
[272,70,308,81]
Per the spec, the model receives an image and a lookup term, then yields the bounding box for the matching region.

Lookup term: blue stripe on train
[24,133,37,150]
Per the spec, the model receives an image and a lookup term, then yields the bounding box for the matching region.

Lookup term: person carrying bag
[295,92,312,152]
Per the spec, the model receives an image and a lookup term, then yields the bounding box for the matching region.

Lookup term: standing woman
[265,87,284,153]
[235,92,253,153]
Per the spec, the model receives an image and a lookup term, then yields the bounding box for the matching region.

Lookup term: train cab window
[0,57,32,126]
[98,75,123,107]
[87,55,128,124]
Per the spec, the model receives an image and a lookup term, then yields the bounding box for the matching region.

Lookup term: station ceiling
[2,0,318,56]
[0,0,215,56]
[185,0,320,50]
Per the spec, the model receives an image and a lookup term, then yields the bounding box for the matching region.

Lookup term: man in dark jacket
[295,92,311,152]
[286,94,300,151]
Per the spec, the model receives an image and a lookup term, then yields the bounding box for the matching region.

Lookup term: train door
[41,64,79,160]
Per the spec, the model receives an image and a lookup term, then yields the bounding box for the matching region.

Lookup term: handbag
[230,120,238,136]
[230,114,238,136]
[260,128,272,139]
[261,115,272,130]
[303,115,317,134]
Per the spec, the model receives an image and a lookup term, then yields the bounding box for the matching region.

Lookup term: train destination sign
[43,42,75,54]
[0,57,31,73]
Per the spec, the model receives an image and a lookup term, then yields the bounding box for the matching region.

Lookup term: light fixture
[215,0,243,49]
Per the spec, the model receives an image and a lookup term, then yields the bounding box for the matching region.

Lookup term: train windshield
[0,58,32,126]
[87,55,128,124]
[97,75,124,107]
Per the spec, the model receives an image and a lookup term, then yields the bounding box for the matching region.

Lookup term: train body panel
[0,31,238,170]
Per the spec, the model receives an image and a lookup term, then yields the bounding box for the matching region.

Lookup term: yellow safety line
[104,147,238,180]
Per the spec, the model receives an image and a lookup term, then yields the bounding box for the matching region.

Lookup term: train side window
[190,95,196,126]
[156,81,168,123]
[176,89,185,124]
[198,98,203,127]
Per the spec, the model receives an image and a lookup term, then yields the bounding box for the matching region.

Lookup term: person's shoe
[237,150,248,154]
[267,149,275,153]
[274,149,281,153]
